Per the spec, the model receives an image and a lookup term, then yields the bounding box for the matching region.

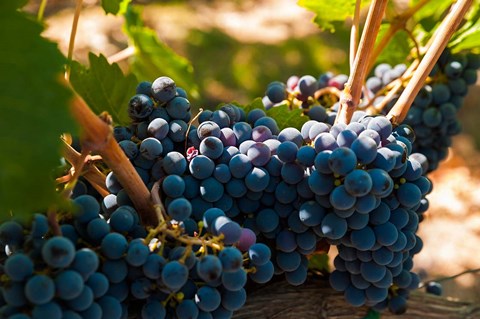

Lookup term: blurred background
[26,0,480,304]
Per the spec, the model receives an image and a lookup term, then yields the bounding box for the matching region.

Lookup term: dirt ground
[31,0,480,304]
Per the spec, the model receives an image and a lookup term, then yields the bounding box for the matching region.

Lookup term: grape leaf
[0,4,77,220]
[233,98,265,115]
[374,24,411,67]
[266,104,308,131]
[449,4,480,53]
[411,0,452,33]
[362,309,381,319]
[297,0,371,32]
[123,5,199,98]
[307,253,330,272]
[70,53,137,126]
[101,0,131,15]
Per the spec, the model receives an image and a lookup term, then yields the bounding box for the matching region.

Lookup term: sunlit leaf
[374,24,411,67]
[0,4,77,220]
[123,5,199,98]
[70,53,137,126]
[298,0,371,32]
[266,104,308,131]
[101,0,131,15]
[308,253,330,272]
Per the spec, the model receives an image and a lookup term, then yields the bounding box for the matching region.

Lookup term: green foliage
[375,24,411,66]
[411,0,452,33]
[70,53,137,126]
[234,98,265,116]
[0,4,77,220]
[123,5,199,98]
[101,0,131,15]
[266,104,308,131]
[298,0,370,32]
[307,253,330,273]
[362,309,381,319]
[449,3,480,53]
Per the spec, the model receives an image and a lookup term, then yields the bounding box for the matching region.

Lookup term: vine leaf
[362,309,381,319]
[101,0,131,15]
[70,53,137,126]
[266,104,308,131]
[0,3,77,220]
[375,24,411,66]
[123,5,199,98]
[232,98,265,115]
[297,0,371,32]
[449,5,480,53]
[308,253,330,273]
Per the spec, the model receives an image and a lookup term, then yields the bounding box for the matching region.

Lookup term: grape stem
[419,267,480,288]
[61,147,90,198]
[366,0,432,74]
[107,46,135,64]
[70,96,158,226]
[47,207,62,236]
[349,0,362,70]
[65,0,83,80]
[335,0,388,125]
[387,0,473,125]
[150,180,168,225]
[61,140,109,197]
[37,0,48,21]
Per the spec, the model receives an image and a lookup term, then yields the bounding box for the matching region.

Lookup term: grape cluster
[0,193,266,319]
[0,77,273,319]
[402,51,480,171]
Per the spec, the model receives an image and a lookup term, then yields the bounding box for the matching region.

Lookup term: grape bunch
[84,75,432,315]
[0,194,269,319]
[401,50,480,171]
[262,50,480,174]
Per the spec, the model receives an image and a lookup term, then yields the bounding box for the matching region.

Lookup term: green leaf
[362,309,381,319]
[233,98,265,116]
[70,53,137,126]
[412,0,452,33]
[449,4,480,53]
[374,24,411,67]
[101,0,131,15]
[123,5,199,98]
[0,5,77,220]
[308,254,330,272]
[266,104,308,131]
[297,0,370,32]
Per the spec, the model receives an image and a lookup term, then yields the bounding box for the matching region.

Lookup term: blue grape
[86,272,109,298]
[222,269,247,291]
[249,260,274,284]
[100,233,127,260]
[25,274,55,305]
[42,236,75,268]
[167,197,192,221]
[151,76,176,102]
[197,255,223,283]
[162,261,189,291]
[55,270,85,300]
[221,288,247,311]
[71,248,99,280]
[4,253,33,281]
[195,286,221,312]
[248,243,271,266]
[350,226,376,250]
[128,94,154,120]
[212,216,242,245]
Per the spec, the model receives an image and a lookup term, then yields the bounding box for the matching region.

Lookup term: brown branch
[387,0,473,125]
[61,140,109,197]
[65,0,83,80]
[335,0,388,124]
[233,277,480,319]
[107,46,135,64]
[349,0,362,70]
[47,207,62,236]
[70,96,158,226]
[367,0,432,73]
